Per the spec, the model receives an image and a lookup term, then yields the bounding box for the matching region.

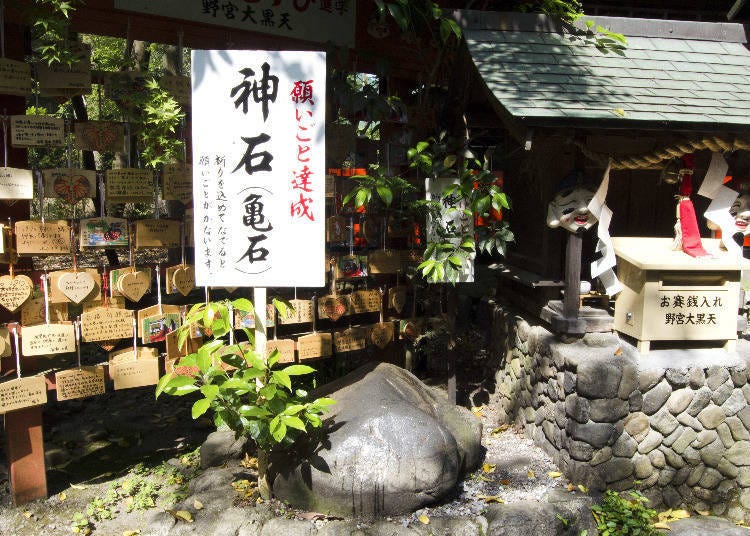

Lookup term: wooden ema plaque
[0,58,32,96]
[42,168,96,204]
[277,299,314,325]
[82,296,125,312]
[109,346,158,365]
[55,366,106,401]
[159,75,191,105]
[135,219,180,248]
[0,377,47,414]
[10,115,65,147]
[73,121,125,153]
[112,359,160,390]
[318,295,349,321]
[165,329,202,360]
[138,304,180,344]
[0,167,33,199]
[15,220,70,255]
[166,265,195,296]
[57,271,97,304]
[21,323,76,356]
[267,339,295,364]
[81,307,133,342]
[388,286,408,313]
[21,298,68,326]
[334,328,367,353]
[0,327,11,358]
[368,250,401,274]
[0,274,33,312]
[79,217,129,248]
[105,168,153,203]
[349,290,381,314]
[165,356,200,377]
[49,269,102,304]
[162,163,193,204]
[116,269,152,302]
[370,322,394,349]
[297,333,332,360]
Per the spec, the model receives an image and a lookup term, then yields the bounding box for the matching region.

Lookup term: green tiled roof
[459,11,750,130]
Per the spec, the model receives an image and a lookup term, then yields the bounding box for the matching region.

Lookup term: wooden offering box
[613,237,750,353]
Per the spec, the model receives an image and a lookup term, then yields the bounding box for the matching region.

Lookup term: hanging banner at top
[192,49,326,288]
[113,0,355,46]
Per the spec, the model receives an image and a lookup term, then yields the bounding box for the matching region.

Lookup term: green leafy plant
[156,298,335,454]
[70,512,92,535]
[138,79,185,170]
[591,490,658,536]
[343,163,415,212]
[25,0,84,67]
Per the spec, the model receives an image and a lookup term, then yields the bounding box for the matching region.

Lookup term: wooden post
[563,233,582,320]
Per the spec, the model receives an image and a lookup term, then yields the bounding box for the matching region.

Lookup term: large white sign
[192,49,326,287]
[114,1,354,46]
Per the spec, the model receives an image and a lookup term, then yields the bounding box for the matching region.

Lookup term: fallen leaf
[418,514,430,525]
[477,495,505,504]
[490,424,509,436]
[22,511,32,519]
[166,510,194,523]
[652,522,671,530]
[482,463,496,474]
[471,407,483,418]
[614,347,623,356]
[58,492,67,501]
[611,108,627,118]
[70,484,87,490]
[122,531,141,536]
[567,484,575,492]
[499,479,511,486]
[547,471,562,478]
[527,469,535,479]
[474,474,493,482]
[193,499,203,510]
[577,484,589,493]
[696,510,710,516]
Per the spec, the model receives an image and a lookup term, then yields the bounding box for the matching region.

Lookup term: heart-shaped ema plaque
[400,320,421,342]
[370,322,394,349]
[172,265,195,297]
[322,296,348,322]
[0,274,33,312]
[58,270,96,304]
[117,270,151,302]
[389,287,407,313]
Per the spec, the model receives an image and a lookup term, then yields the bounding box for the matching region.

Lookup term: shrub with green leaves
[591,489,658,536]
[156,298,335,452]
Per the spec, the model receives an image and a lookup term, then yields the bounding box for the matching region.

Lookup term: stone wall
[487,300,750,522]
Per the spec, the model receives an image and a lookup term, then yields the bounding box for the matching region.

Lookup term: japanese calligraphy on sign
[114,0,354,46]
[656,291,733,333]
[192,49,325,287]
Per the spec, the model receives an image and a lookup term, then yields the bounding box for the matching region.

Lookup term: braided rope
[577,137,750,170]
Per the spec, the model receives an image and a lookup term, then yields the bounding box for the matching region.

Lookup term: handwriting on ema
[15,220,70,255]
[55,366,106,401]
[21,323,76,356]
[0,377,47,413]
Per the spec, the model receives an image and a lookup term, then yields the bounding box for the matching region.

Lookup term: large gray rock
[200,430,250,468]
[668,516,750,536]
[270,363,483,518]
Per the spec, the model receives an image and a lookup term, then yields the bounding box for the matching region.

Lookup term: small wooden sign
[370,322,394,349]
[318,295,349,321]
[15,220,70,255]
[57,271,96,304]
[112,358,160,390]
[388,286,408,313]
[165,329,202,360]
[159,75,191,105]
[0,327,11,358]
[165,356,200,377]
[135,219,180,248]
[233,304,275,328]
[335,254,368,279]
[35,49,91,94]
[0,58,32,96]
[267,339,295,363]
[42,168,96,204]
[326,215,346,243]
[21,298,68,326]
[109,346,158,365]
[82,296,125,312]
[55,366,106,401]
[162,162,193,204]
[116,269,152,302]
[297,333,332,360]
[0,377,47,414]
[368,250,402,275]
[0,167,33,199]
[79,217,129,248]
[49,269,101,304]
[105,168,154,203]
[137,304,180,338]
[334,328,368,353]
[21,323,76,356]
[166,264,195,296]
[141,312,180,344]
[74,121,125,153]
[349,290,381,314]
[278,299,315,325]
[0,274,33,312]
[11,115,65,147]
[80,307,133,342]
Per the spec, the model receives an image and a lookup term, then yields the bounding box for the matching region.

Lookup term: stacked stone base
[487,300,750,522]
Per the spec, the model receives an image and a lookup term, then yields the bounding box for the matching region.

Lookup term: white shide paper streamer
[698,153,740,257]
[587,162,623,296]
